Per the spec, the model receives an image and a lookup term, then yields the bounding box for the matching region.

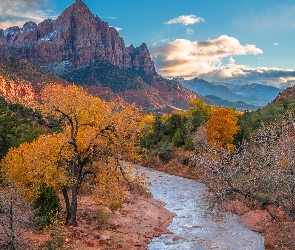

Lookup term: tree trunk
[71,184,78,226]
[62,187,71,225]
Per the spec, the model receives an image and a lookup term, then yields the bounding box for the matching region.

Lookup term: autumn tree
[1,84,144,226]
[206,107,240,150]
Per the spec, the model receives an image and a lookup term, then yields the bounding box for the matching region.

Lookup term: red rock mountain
[0,0,198,112]
[0,0,155,75]
[272,86,295,104]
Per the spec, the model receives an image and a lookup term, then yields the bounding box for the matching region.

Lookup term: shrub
[32,183,60,230]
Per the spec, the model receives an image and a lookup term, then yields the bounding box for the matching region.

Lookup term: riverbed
[136,165,265,250]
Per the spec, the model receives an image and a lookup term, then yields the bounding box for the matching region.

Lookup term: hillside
[0,57,66,85]
[60,60,198,112]
[0,57,66,102]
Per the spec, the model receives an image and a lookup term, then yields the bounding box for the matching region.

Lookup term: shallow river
[136,165,265,250]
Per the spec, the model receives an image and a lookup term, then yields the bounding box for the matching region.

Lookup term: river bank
[26,189,175,249]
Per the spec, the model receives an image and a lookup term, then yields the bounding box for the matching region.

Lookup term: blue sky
[0,0,295,87]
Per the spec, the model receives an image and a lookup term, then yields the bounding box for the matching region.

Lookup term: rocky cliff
[0,0,156,75]
[0,57,66,102]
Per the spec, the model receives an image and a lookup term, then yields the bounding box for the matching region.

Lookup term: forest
[1,84,295,249]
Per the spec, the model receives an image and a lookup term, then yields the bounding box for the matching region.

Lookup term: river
[135,165,265,250]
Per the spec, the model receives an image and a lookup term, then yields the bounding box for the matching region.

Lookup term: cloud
[151,35,262,78]
[0,0,56,29]
[229,57,235,64]
[110,26,122,31]
[164,14,205,26]
[199,65,295,88]
[187,28,194,35]
[152,39,170,46]
[100,16,118,20]
[272,42,279,46]
[150,35,295,87]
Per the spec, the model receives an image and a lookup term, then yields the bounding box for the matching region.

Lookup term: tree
[0,181,33,250]
[0,97,44,160]
[206,107,240,150]
[188,98,211,117]
[1,84,144,226]
[172,128,186,147]
[192,112,295,221]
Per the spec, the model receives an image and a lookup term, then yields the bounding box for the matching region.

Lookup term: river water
[135,165,265,250]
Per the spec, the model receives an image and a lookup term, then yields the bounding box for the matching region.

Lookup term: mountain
[0,57,66,102]
[272,86,295,104]
[178,77,281,108]
[205,95,262,110]
[0,0,198,112]
[220,82,282,105]
[59,60,197,112]
[0,0,155,75]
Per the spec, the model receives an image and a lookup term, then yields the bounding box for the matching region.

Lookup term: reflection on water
[136,166,265,250]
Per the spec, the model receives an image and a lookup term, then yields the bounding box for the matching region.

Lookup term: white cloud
[229,57,235,64]
[0,0,57,29]
[200,65,295,88]
[150,35,295,87]
[272,42,279,46]
[100,16,118,20]
[164,14,205,26]
[187,28,194,35]
[110,26,122,31]
[151,35,262,78]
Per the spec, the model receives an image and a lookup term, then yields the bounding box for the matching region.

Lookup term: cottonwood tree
[193,112,295,220]
[206,107,240,151]
[1,84,144,226]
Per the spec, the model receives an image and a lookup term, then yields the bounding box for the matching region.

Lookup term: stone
[223,200,250,215]
[240,210,272,233]
[173,236,181,241]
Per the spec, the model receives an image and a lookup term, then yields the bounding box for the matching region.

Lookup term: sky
[0,0,295,88]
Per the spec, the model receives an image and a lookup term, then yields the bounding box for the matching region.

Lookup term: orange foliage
[1,84,146,225]
[206,107,240,150]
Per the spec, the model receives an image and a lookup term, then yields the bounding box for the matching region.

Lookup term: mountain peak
[0,0,157,75]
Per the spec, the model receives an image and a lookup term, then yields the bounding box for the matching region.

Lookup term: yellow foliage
[1,133,68,201]
[139,114,155,137]
[1,84,146,222]
[187,98,211,117]
[206,106,240,150]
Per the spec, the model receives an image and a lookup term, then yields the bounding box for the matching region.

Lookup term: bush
[157,140,173,162]
[95,208,110,227]
[32,183,60,230]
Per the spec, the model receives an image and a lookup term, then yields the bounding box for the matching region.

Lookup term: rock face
[0,0,156,75]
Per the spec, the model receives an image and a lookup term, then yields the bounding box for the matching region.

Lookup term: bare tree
[192,114,295,220]
[0,181,35,250]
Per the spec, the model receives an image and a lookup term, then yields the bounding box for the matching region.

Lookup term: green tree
[172,128,186,147]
